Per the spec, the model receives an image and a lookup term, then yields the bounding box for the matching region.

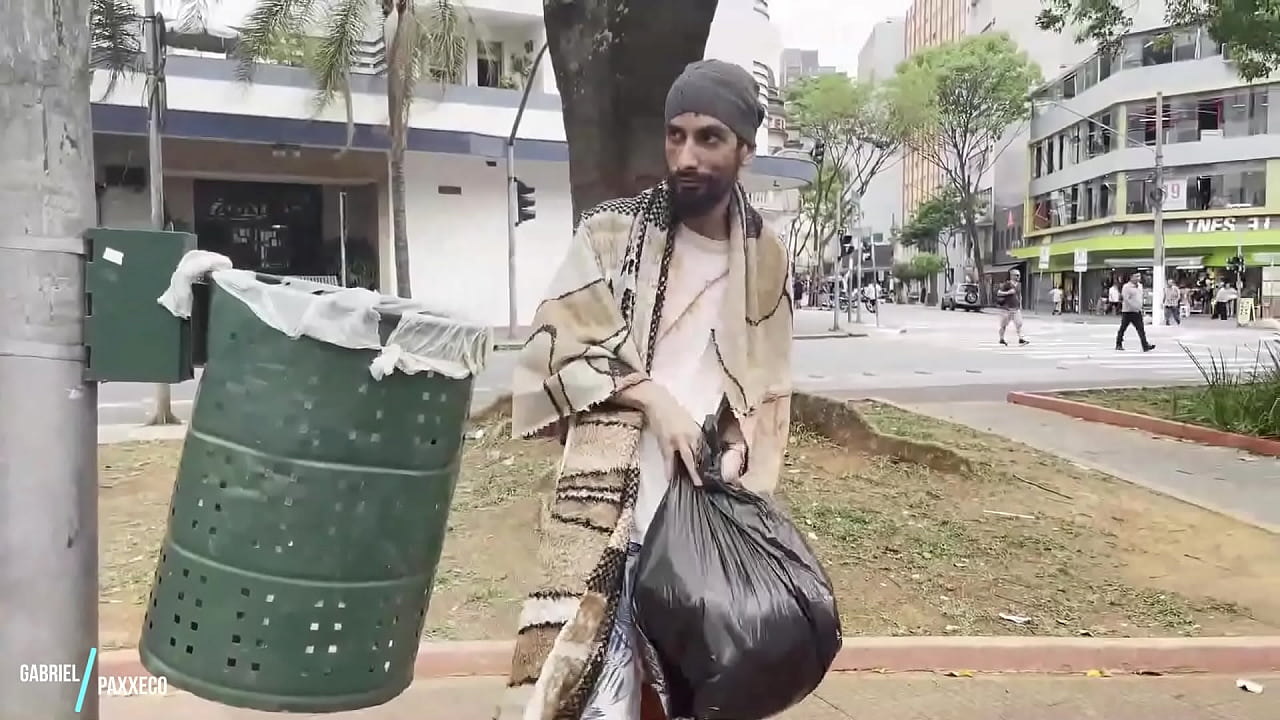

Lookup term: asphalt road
[96,305,1278,427]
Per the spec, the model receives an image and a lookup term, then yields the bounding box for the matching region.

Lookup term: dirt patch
[1058,386,1204,424]
[100,402,1280,647]
[849,400,1280,636]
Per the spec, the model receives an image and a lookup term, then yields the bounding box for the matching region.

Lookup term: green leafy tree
[909,251,946,304]
[235,0,469,298]
[1036,0,1280,80]
[786,73,911,275]
[897,187,965,253]
[892,32,1040,277]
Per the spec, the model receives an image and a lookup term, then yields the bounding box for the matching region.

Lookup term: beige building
[902,0,968,221]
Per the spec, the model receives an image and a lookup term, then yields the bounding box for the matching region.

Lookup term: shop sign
[1073,249,1089,273]
[1182,216,1274,233]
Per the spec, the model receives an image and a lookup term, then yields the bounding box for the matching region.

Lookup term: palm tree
[89,0,469,299]
[235,0,468,298]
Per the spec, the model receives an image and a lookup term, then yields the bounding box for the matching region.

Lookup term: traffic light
[839,234,853,258]
[515,178,536,225]
[860,238,873,263]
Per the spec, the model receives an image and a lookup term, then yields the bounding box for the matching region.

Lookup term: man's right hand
[617,381,703,485]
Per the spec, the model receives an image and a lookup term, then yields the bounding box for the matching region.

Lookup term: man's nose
[675,141,699,171]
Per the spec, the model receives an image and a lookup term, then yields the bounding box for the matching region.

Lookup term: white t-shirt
[1050,288,1063,302]
[632,225,730,544]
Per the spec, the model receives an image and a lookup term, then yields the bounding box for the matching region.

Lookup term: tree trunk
[964,212,984,296]
[389,148,411,297]
[385,6,414,298]
[0,0,100,715]
[147,383,179,425]
[544,0,719,216]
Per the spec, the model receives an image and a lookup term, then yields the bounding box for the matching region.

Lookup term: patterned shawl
[497,180,793,720]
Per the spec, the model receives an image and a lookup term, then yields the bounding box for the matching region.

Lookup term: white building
[856,17,907,257]
[92,0,813,327]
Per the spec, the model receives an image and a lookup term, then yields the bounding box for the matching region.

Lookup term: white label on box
[102,247,124,265]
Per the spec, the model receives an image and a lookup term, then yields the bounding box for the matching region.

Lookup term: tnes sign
[1183,216,1274,233]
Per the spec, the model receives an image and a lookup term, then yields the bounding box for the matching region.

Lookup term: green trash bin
[139,265,492,712]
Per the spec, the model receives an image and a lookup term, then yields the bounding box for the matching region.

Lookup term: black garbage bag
[632,397,842,720]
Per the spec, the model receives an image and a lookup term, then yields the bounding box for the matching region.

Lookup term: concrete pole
[145,1,179,424]
[0,0,100,716]
[1151,91,1166,326]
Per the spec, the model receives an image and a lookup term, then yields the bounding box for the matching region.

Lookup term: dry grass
[99,401,1280,648]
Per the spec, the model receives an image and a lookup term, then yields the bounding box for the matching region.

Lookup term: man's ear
[739,142,756,167]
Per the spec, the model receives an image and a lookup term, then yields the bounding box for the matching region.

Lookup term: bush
[1180,342,1280,438]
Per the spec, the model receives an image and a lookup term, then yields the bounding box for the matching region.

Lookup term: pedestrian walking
[1049,285,1064,315]
[995,269,1029,346]
[1163,279,1181,326]
[501,59,793,720]
[1116,274,1156,352]
[1107,282,1122,315]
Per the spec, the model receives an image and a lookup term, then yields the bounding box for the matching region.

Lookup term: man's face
[665,113,753,217]
[1009,272,1020,283]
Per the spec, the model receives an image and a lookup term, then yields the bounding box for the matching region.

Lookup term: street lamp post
[1039,93,1166,325]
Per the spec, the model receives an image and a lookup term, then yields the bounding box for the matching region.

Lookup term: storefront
[1012,211,1280,316]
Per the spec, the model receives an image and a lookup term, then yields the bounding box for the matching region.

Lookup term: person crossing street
[1116,274,1156,352]
[995,269,1029,346]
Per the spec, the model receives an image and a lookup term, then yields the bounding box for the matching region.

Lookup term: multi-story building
[91,0,812,327]
[856,18,906,260]
[1008,24,1280,317]
[781,48,837,88]
[901,0,967,223]
[966,0,1092,305]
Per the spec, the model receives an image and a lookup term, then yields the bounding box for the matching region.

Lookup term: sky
[771,0,914,75]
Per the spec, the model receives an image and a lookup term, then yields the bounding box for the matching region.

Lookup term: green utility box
[138,270,492,713]
[85,227,197,383]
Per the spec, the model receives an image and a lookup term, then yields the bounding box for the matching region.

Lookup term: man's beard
[667,172,735,218]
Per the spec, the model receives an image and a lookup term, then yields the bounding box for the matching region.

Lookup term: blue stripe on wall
[89,104,813,182]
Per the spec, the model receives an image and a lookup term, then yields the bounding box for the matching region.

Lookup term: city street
[96,304,1279,426]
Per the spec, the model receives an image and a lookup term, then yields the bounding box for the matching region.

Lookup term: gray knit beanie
[664,59,764,146]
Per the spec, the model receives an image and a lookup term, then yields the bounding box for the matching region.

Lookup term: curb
[1007,391,1280,458]
[793,331,869,340]
[98,424,188,446]
[97,636,1280,682]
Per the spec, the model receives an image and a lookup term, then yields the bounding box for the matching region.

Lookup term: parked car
[941,282,982,312]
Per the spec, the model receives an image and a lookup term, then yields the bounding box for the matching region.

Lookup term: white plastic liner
[157,251,492,380]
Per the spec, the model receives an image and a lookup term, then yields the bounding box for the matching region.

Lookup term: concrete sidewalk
[102,673,1277,719]
[900,399,1280,533]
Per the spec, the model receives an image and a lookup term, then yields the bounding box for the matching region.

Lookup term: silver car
[941,282,982,312]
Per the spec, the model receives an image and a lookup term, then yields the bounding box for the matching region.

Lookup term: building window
[1098,51,1114,81]
[476,41,503,88]
[1031,175,1118,228]
[1033,143,1044,178]
[1197,28,1224,58]
[1085,111,1113,156]
[1127,162,1267,212]
[1126,175,1154,213]
[1141,33,1174,66]
[1172,29,1198,61]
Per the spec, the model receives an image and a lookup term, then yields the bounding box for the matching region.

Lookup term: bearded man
[495,60,795,720]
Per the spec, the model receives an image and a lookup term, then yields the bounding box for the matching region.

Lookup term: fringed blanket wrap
[497,182,793,720]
